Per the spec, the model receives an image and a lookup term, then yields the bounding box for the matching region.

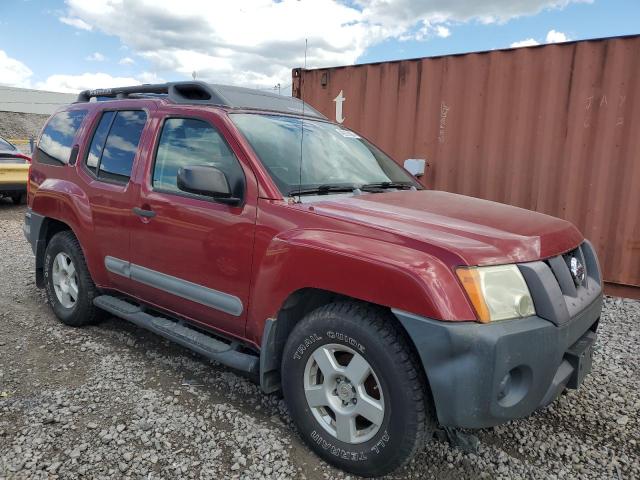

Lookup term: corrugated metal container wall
[293,35,640,299]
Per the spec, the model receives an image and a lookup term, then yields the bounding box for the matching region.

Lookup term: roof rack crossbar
[75,81,327,119]
[76,81,226,105]
[77,83,169,102]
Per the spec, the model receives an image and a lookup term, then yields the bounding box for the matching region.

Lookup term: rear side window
[152,118,243,194]
[86,111,115,174]
[85,110,146,183]
[37,110,87,165]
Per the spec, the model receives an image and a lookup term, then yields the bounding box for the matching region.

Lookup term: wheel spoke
[66,261,76,277]
[344,353,371,386]
[304,385,328,408]
[355,394,384,426]
[334,412,356,443]
[56,254,67,271]
[60,291,71,306]
[69,281,79,301]
[312,347,340,377]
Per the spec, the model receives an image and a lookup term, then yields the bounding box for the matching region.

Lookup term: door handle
[132,207,156,218]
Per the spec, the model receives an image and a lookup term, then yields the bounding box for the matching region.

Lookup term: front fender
[247,228,476,345]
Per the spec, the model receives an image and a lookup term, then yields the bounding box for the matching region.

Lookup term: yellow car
[0,135,30,205]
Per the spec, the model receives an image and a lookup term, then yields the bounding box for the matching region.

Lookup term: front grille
[518,241,602,326]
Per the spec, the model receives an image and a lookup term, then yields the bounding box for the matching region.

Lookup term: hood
[307,190,583,266]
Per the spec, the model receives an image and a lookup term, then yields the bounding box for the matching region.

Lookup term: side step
[94,295,259,374]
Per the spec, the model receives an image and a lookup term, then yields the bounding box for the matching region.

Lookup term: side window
[37,110,87,165]
[152,118,243,195]
[86,111,115,174]
[85,110,146,183]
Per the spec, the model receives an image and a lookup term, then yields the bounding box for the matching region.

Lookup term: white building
[0,86,76,115]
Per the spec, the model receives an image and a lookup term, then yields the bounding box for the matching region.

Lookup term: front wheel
[282,301,436,477]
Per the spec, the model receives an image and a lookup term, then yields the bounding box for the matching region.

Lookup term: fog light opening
[497,366,532,408]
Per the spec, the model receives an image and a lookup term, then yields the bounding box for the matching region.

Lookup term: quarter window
[153,118,243,195]
[85,110,146,183]
[37,110,87,165]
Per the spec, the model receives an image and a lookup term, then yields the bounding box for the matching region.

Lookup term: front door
[129,113,257,338]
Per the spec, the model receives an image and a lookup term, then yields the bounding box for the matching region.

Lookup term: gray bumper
[393,240,603,429]
[394,297,601,428]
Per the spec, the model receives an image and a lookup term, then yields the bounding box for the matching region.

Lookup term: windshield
[230,114,419,196]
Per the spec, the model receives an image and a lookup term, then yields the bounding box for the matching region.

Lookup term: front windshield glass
[230,114,418,196]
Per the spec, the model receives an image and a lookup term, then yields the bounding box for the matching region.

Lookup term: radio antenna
[296,39,308,201]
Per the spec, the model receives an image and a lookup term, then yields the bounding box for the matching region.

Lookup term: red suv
[24,81,602,477]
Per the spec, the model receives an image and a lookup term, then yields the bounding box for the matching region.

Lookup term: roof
[76,81,326,119]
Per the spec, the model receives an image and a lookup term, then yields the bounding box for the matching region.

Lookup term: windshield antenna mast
[296,38,308,202]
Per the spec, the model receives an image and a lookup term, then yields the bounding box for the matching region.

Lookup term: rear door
[77,107,151,292]
[129,110,258,338]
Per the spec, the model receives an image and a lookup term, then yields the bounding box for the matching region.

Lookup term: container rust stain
[293,35,640,297]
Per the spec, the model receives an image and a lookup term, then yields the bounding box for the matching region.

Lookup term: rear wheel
[44,231,104,326]
[282,301,436,477]
[9,193,23,205]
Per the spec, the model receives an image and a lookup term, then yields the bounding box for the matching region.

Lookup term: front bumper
[393,240,603,429]
[394,297,601,428]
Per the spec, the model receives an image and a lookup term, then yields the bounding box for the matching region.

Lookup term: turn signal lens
[456,265,535,323]
[456,267,491,323]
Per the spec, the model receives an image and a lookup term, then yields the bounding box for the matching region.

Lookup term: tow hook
[435,427,480,453]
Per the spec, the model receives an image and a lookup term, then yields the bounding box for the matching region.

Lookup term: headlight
[456,264,535,323]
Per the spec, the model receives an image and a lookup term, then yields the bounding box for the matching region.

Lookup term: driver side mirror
[177,165,241,206]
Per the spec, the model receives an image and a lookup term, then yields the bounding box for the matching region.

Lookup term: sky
[0,0,638,94]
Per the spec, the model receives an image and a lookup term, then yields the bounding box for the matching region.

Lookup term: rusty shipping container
[292,34,640,299]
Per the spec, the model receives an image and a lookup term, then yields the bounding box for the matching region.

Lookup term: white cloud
[119,56,135,66]
[59,16,92,31]
[0,50,33,88]
[60,0,587,88]
[435,26,451,38]
[546,29,569,42]
[510,38,540,48]
[86,52,106,62]
[510,28,570,48]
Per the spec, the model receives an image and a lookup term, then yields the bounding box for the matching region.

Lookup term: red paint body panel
[308,190,583,266]
[29,97,587,350]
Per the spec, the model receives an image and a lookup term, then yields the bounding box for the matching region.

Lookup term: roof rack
[76,81,326,119]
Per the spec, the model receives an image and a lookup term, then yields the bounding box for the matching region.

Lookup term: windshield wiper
[288,184,356,197]
[359,182,416,191]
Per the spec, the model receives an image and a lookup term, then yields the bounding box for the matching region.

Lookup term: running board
[93,295,259,374]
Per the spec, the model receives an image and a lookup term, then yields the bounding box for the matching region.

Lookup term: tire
[44,230,104,327]
[282,301,436,477]
[10,193,24,205]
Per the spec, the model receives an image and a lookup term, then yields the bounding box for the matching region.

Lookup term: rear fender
[30,179,99,282]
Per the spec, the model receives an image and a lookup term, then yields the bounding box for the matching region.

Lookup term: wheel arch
[33,216,75,287]
[259,288,436,417]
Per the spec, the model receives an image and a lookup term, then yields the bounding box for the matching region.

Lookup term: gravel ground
[1,201,639,479]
